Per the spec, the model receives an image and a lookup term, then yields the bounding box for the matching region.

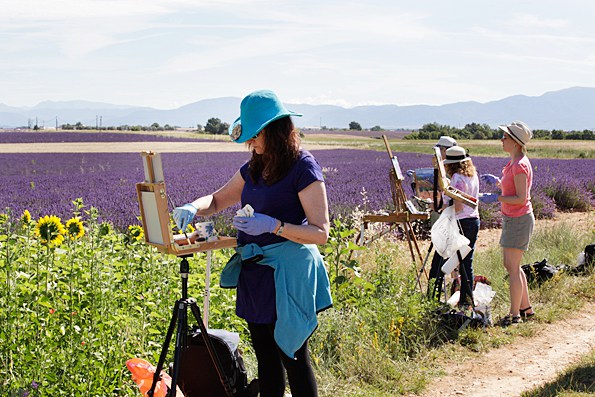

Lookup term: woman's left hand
[233,213,278,236]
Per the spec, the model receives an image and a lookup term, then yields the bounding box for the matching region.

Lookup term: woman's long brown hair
[445,159,477,178]
[248,116,301,184]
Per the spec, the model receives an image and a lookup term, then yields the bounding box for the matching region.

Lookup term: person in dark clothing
[173,89,332,397]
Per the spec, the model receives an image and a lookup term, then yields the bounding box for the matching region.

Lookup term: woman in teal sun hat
[174,89,332,397]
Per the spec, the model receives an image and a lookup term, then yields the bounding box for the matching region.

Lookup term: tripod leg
[168,300,188,397]
[148,300,180,397]
[456,250,474,308]
[416,242,433,292]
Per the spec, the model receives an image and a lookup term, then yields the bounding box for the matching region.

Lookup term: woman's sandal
[500,314,522,327]
[520,306,536,320]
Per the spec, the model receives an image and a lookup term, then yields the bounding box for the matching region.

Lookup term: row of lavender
[1,149,592,231]
[0,131,209,143]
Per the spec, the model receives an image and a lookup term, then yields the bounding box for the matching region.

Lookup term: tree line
[403,122,594,140]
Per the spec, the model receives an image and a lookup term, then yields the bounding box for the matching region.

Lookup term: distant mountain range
[1,86,595,130]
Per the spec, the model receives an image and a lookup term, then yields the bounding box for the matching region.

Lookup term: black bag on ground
[521,258,558,283]
[586,244,595,266]
[176,327,258,397]
[434,306,487,341]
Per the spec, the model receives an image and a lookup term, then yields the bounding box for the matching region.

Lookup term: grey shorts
[500,212,535,251]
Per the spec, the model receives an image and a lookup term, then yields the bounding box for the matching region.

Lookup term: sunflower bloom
[98,222,112,237]
[128,225,144,242]
[65,217,85,240]
[35,215,66,246]
[21,209,32,225]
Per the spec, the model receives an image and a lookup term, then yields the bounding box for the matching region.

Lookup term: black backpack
[176,327,258,397]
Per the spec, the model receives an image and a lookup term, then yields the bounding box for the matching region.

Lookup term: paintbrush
[166,194,192,245]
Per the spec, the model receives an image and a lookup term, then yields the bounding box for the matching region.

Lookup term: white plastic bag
[431,206,469,258]
[441,245,472,274]
[473,282,496,307]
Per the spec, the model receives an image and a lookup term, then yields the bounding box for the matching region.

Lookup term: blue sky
[1,0,594,109]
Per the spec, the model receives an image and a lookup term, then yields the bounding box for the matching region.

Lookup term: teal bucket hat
[229,90,302,143]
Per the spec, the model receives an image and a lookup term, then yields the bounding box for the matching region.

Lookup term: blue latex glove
[173,203,197,232]
[233,213,278,236]
[480,193,499,204]
[480,174,501,185]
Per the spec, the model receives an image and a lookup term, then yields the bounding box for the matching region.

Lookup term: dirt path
[416,212,595,397]
[417,302,595,397]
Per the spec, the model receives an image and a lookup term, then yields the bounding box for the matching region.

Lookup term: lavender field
[1,149,593,231]
[0,131,209,143]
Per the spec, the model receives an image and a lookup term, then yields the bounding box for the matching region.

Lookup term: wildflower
[128,225,144,242]
[65,217,85,240]
[35,215,66,246]
[21,209,32,225]
[49,308,55,314]
[372,331,379,349]
[31,381,38,389]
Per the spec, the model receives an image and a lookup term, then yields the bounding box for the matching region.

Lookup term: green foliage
[312,246,438,395]
[204,117,230,135]
[0,203,244,396]
[323,218,369,300]
[404,123,595,141]
[349,121,362,131]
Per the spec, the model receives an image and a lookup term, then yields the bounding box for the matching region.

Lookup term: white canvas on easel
[141,191,165,245]
[142,151,164,183]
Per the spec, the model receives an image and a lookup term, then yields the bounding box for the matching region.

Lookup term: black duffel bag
[176,327,258,397]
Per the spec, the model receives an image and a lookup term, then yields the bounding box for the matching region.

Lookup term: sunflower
[128,225,144,242]
[98,222,112,237]
[35,215,66,246]
[21,209,32,225]
[65,217,85,240]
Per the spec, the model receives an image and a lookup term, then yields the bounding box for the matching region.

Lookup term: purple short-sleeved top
[235,150,324,323]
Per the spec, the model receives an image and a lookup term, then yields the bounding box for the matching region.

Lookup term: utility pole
[55,116,58,130]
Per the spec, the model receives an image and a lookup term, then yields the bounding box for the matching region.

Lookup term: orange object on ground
[126,358,184,397]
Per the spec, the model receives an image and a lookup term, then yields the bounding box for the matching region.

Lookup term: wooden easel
[359,136,430,291]
[136,151,237,326]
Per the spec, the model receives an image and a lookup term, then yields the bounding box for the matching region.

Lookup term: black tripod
[148,254,233,397]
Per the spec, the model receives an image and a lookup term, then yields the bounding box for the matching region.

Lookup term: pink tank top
[501,155,533,217]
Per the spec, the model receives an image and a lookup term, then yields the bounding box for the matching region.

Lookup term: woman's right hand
[173,203,198,232]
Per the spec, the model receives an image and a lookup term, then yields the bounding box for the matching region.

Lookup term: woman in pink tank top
[494,121,536,326]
